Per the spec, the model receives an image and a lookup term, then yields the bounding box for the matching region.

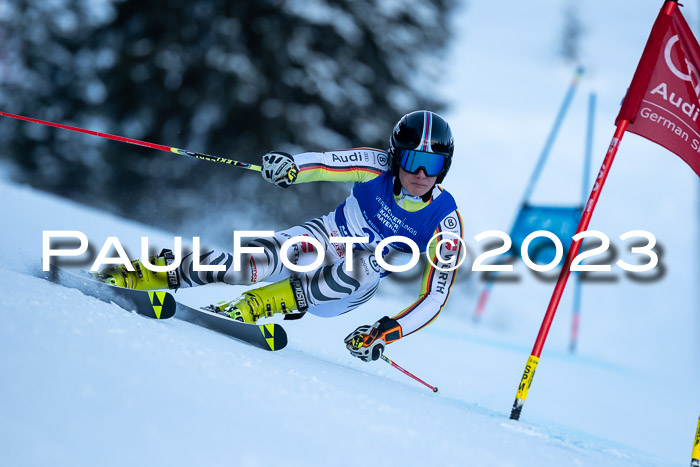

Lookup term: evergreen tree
[0,0,456,242]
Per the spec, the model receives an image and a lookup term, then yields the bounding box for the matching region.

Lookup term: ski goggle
[397,149,447,177]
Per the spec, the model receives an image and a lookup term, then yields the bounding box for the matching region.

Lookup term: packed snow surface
[0,173,696,467]
[2,1,699,465]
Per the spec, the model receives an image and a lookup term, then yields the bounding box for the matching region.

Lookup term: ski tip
[147,291,177,319]
[259,323,288,351]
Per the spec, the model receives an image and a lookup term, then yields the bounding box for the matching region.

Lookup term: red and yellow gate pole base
[510,355,539,420]
[691,412,700,467]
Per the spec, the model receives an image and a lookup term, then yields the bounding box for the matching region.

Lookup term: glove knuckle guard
[345,317,401,361]
[261,151,296,188]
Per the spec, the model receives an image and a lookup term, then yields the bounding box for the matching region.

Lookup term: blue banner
[510,205,582,265]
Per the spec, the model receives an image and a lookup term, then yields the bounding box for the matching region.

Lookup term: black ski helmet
[388,110,454,184]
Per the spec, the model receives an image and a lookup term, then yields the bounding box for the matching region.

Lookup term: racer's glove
[261,151,298,188]
[344,316,403,362]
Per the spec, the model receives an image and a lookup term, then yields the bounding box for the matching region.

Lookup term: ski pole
[0,111,261,172]
[380,354,438,393]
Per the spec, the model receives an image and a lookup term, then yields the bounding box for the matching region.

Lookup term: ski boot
[207,277,308,323]
[95,249,180,290]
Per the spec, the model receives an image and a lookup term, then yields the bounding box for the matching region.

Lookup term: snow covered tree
[0,0,456,239]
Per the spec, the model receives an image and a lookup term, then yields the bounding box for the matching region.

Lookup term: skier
[98,110,463,362]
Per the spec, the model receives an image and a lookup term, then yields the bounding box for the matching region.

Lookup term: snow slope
[0,169,694,466]
[2,1,699,465]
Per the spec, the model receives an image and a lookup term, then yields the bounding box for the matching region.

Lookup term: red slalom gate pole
[472,283,492,322]
[380,355,439,393]
[509,120,629,420]
[0,111,261,171]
